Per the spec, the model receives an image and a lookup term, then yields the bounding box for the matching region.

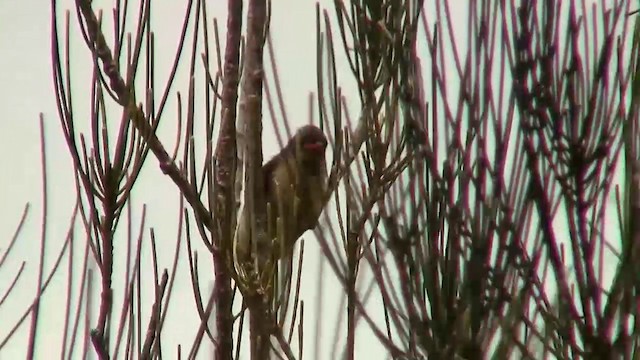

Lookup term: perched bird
[234,125,329,262]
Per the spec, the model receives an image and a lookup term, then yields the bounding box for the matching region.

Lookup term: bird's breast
[294,174,326,231]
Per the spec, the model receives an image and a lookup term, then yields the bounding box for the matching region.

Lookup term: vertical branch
[212,0,243,358]
[239,0,270,357]
[242,0,267,265]
[345,171,357,360]
[26,115,49,360]
[215,0,242,249]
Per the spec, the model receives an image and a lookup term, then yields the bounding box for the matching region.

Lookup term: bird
[234,125,329,262]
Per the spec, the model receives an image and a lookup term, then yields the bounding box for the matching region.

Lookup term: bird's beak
[303,141,325,152]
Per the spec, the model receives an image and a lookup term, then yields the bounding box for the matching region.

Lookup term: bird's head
[294,125,328,165]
